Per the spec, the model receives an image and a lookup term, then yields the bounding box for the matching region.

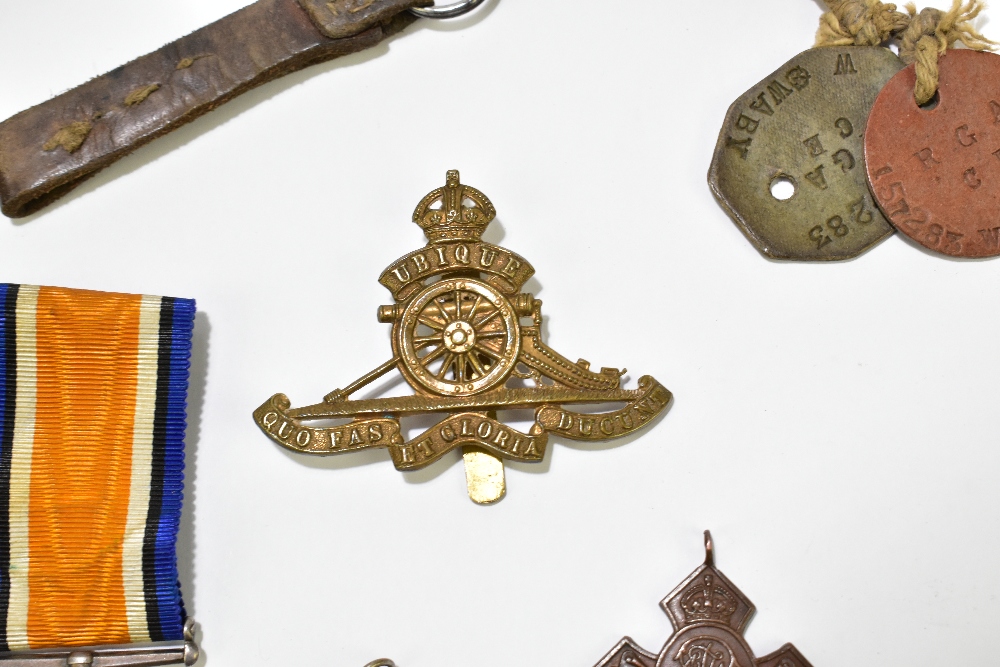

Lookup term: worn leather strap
[0,0,428,218]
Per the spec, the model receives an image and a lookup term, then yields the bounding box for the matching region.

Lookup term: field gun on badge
[254,171,671,503]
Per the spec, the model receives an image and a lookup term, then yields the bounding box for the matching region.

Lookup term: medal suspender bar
[0,285,198,666]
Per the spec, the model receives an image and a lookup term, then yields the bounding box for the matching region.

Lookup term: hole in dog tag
[769,176,797,201]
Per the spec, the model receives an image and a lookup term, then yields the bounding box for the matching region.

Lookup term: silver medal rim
[409,0,487,19]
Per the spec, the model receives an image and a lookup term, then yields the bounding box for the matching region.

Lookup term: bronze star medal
[593,532,814,667]
[254,171,671,504]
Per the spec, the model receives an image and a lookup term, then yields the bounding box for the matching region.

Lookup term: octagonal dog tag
[592,532,814,667]
[709,47,903,260]
[253,171,671,504]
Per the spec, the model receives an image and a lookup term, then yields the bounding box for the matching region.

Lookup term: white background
[1,1,999,665]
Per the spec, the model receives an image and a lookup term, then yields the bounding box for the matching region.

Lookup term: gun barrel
[324,357,400,404]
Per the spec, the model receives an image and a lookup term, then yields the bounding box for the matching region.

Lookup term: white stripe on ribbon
[7,285,39,650]
[122,295,162,643]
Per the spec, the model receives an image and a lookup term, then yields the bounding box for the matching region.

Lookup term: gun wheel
[397,278,520,396]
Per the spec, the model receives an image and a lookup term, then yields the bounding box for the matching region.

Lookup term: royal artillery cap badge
[593,532,814,667]
[254,171,671,503]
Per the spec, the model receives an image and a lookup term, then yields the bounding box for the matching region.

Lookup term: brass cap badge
[253,171,671,503]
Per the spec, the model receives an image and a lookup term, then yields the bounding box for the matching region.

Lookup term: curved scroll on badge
[255,397,548,470]
[253,171,672,504]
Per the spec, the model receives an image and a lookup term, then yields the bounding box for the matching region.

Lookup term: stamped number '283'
[808,196,876,249]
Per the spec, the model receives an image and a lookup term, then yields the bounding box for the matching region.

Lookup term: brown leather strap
[0,0,428,218]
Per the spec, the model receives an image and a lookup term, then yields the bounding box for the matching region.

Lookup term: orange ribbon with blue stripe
[0,284,194,650]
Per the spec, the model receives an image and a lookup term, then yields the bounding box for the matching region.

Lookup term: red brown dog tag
[865,50,1000,258]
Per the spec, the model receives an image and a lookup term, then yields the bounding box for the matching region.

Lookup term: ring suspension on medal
[253,171,672,504]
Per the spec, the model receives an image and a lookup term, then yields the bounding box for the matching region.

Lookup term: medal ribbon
[0,284,195,650]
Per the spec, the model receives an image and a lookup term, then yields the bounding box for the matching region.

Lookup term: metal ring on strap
[409,0,487,19]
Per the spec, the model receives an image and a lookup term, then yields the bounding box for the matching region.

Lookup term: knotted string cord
[899,0,996,104]
[816,0,909,46]
[816,0,995,104]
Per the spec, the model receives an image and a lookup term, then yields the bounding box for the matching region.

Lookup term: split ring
[409,0,487,19]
